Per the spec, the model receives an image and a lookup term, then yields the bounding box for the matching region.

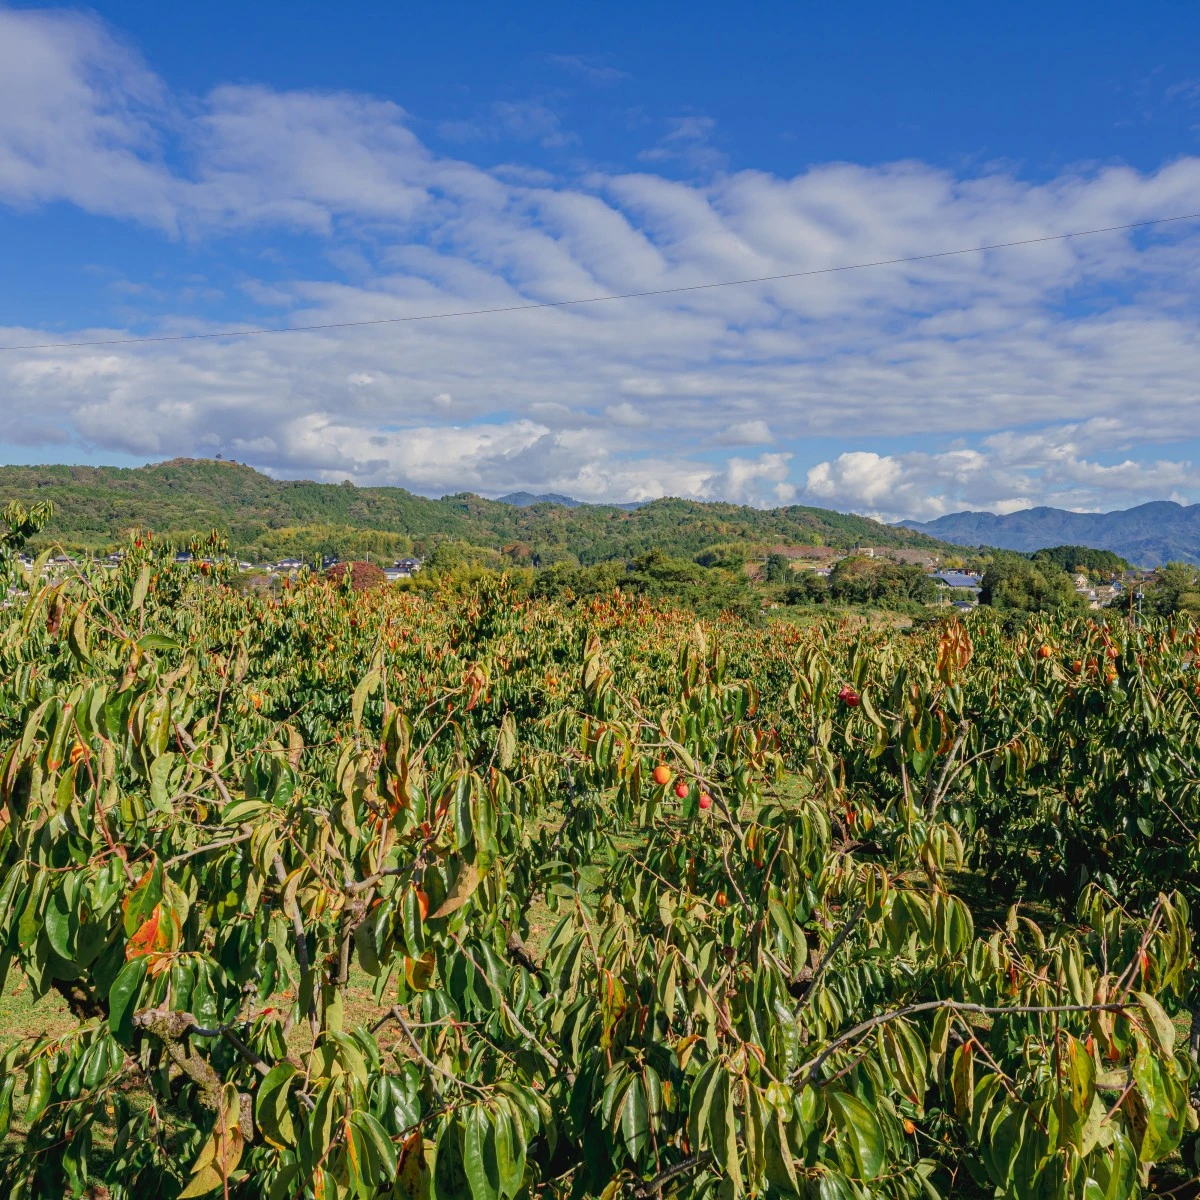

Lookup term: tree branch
[448,933,559,1070]
[790,999,1131,1087]
[273,852,319,1039]
[165,830,252,868]
[800,901,866,1002]
[927,719,969,816]
[631,1151,715,1198]
[371,1006,487,1096]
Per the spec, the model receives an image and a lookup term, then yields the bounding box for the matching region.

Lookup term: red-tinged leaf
[126,902,163,960]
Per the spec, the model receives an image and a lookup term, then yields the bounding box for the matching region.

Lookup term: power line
[2,210,1198,353]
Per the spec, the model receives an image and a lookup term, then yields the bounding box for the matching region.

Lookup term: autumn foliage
[326,559,388,591]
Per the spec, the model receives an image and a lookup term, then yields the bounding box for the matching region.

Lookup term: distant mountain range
[494,491,584,508]
[902,502,1200,567]
[495,491,646,512]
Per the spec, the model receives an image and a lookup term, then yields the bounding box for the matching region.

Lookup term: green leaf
[220,797,268,825]
[354,914,383,977]
[130,564,151,612]
[985,1102,1026,1186]
[490,1105,520,1199]
[463,1105,498,1200]
[621,1075,650,1162]
[764,1103,800,1196]
[351,1110,398,1182]
[1134,991,1175,1056]
[149,751,177,812]
[707,1068,742,1195]
[0,1076,15,1139]
[687,1059,721,1160]
[256,1063,299,1150]
[827,1091,885,1181]
[107,957,149,1045]
[24,1059,50,1125]
[1131,1034,1186,1162]
[44,886,77,960]
[82,1038,111,1090]
[470,776,497,870]
[814,1169,858,1200]
[434,1116,466,1200]
[400,886,426,957]
[137,633,179,651]
[352,670,382,730]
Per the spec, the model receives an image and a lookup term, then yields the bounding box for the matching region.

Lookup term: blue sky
[2,1,1200,517]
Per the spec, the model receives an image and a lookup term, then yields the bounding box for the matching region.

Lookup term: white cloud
[723,420,773,445]
[0,8,176,230]
[2,6,1200,514]
[440,100,576,150]
[606,401,650,428]
[546,54,628,84]
[805,428,1198,522]
[637,116,724,171]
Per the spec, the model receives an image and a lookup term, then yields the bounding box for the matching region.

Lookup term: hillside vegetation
[0,458,946,564]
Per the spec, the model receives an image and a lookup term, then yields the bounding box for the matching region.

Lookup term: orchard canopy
[1,540,1199,1199]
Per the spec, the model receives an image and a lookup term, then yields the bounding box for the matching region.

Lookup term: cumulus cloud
[2,6,1200,513]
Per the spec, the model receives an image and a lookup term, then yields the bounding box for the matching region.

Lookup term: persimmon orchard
[0,541,1198,1198]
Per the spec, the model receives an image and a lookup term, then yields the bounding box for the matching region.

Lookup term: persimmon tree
[0,545,1194,1198]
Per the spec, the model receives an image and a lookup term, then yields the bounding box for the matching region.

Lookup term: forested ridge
[0,458,946,564]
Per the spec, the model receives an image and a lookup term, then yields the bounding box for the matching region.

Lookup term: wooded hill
[0,457,948,564]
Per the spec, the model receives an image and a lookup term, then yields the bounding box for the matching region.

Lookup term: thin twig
[447,933,560,1070]
[344,860,417,895]
[927,719,969,816]
[174,723,234,806]
[165,830,252,868]
[373,1006,488,1096]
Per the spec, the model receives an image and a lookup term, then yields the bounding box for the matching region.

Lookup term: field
[0,546,1198,1199]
